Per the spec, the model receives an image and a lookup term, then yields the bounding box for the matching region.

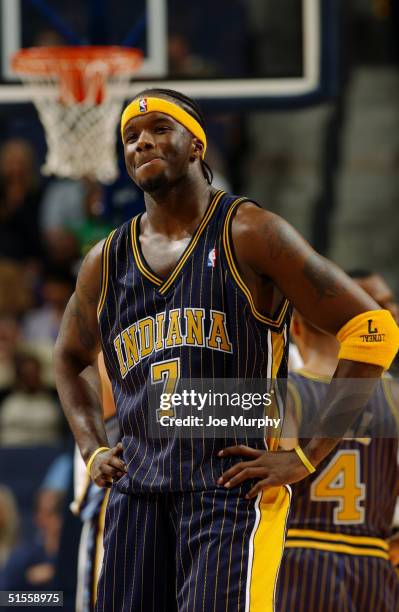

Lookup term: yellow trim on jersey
[287,528,389,548]
[130,216,162,285]
[222,198,290,328]
[248,486,291,611]
[266,331,287,450]
[97,230,117,319]
[286,529,389,560]
[294,368,332,383]
[159,190,224,294]
[130,190,224,292]
[271,330,285,379]
[92,489,111,606]
[285,540,389,560]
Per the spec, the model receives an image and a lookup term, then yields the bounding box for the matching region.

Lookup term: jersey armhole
[97,229,117,320]
[222,198,289,330]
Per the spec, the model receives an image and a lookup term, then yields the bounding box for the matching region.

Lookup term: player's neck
[143,175,214,235]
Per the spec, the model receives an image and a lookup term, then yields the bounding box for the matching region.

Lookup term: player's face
[123,111,194,193]
[357,275,399,324]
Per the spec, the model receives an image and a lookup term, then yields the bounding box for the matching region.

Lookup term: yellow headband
[120,96,207,158]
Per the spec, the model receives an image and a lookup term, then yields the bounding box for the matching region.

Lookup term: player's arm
[233,204,380,335]
[54,241,126,487]
[218,205,399,494]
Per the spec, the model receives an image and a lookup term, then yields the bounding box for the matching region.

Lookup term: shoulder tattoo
[303,257,347,300]
[263,218,298,261]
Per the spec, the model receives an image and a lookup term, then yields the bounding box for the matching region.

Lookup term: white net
[12,48,142,184]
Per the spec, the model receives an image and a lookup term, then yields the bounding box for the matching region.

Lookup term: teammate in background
[54,88,399,611]
[72,353,119,612]
[275,272,399,611]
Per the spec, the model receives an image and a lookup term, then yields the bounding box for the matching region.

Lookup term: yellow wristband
[336,309,399,370]
[294,446,316,474]
[86,446,111,477]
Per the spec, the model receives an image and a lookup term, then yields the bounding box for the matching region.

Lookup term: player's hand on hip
[217,445,309,498]
[90,442,128,488]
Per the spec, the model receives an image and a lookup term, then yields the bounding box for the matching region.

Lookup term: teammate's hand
[90,442,128,488]
[217,445,309,498]
[388,533,399,567]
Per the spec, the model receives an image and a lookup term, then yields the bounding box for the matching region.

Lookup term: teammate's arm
[218,205,399,494]
[54,241,126,487]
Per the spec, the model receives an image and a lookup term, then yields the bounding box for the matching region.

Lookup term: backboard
[0,0,338,108]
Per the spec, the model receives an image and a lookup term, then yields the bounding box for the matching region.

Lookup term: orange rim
[11,45,142,76]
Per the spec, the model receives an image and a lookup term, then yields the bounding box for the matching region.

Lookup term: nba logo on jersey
[139,98,148,112]
[207,247,217,267]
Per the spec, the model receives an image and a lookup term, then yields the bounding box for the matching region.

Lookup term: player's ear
[190,138,204,161]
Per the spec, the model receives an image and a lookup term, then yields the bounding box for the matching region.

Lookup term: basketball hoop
[12,46,142,183]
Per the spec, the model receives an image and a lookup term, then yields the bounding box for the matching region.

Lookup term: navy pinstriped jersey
[287,371,399,539]
[97,191,291,492]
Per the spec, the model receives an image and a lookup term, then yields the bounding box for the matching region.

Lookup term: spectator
[40,178,87,269]
[0,353,63,446]
[0,488,64,591]
[0,260,33,319]
[0,139,43,263]
[39,178,106,268]
[66,179,113,257]
[34,28,65,47]
[168,32,220,77]
[22,269,75,346]
[0,486,20,571]
[0,316,21,392]
[41,453,73,495]
[21,270,75,385]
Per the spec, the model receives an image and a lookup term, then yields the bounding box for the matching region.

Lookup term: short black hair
[133,87,213,185]
[346,269,374,280]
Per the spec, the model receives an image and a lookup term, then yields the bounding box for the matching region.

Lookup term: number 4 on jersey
[310,449,366,525]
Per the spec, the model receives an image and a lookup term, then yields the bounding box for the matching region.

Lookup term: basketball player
[54,88,399,611]
[279,278,399,609]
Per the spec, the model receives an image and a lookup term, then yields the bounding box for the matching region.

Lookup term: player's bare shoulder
[75,238,106,306]
[231,202,304,276]
[54,239,107,362]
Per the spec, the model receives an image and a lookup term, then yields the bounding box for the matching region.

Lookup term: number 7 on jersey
[151,358,181,421]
